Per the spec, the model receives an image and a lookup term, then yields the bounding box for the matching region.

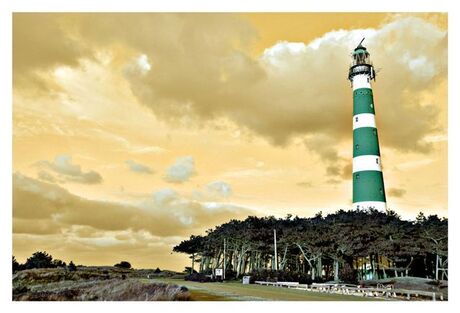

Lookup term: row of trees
[173,209,448,282]
[13,251,135,273]
[13,251,77,273]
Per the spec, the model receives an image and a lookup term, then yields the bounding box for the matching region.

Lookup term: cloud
[396,158,434,170]
[296,181,313,188]
[326,178,341,185]
[89,128,167,155]
[125,160,154,174]
[326,165,341,176]
[37,155,102,184]
[120,16,443,154]
[388,187,407,198]
[13,218,62,235]
[14,14,446,166]
[13,173,254,237]
[153,188,179,205]
[164,156,196,183]
[340,163,352,180]
[191,181,233,201]
[13,14,89,93]
[37,170,56,183]
[206,181,232,198]
[124,54,152,76]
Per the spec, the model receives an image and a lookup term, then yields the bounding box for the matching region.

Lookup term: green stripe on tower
[353,88,375,115]
[353,171,386,202]
[353,127,381,157]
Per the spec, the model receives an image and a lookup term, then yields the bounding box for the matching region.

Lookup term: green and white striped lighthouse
[348,39,386,211]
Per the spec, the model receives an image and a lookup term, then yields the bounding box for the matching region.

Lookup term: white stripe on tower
[353,155,382,173]
[352,73,379,172]
[353,113,376,130]
[352,74,371,90]
[352,201,387,211]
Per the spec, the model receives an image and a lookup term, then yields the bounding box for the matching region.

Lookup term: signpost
[215,268,223,279]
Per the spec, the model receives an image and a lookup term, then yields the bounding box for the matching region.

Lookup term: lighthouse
[348,39,387,211]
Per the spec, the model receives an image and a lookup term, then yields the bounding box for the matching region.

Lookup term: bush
[68,261,77,272]
[154,267,161,274]
[184,267,198,274]
[13,256,22,273]
[249,269,317,284]
[52,259,67,268]
[114,261,131,269]
[339,263,358,284]
[224,269,237,280]
[24,251,53,269]
[184,272,215,283]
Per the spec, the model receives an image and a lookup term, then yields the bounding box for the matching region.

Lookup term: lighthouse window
[355,144,359,150]
[367,77,370,83]
[356,174,360,180]
[370,103,374,108]
[380,188,383,195]
[355,116,359,122]
[376,158,379,164]
[373,129,377,136]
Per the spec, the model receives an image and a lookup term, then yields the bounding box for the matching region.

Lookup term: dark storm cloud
[14,14,447,158]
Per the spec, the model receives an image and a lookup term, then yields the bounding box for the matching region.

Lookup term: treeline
[13,251,77,273]
[13,251,133,273]
[173,209,448,282]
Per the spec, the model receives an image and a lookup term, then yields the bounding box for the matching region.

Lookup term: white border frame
[1,1,457,313]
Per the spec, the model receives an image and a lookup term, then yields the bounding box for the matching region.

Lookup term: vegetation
[13,266,189,301]
[185,272,213,283]
[68,261,77,272]
[13,256,21,273]
[154,277,374,301]
[173,209,448,282]
[114,261,132,269]
[25,251,53,269]
[13,251,68,272]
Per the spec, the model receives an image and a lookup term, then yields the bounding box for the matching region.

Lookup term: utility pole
[223,238,226,280]
[273,229,278,271]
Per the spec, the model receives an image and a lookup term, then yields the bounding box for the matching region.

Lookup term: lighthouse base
[352,201,387,212]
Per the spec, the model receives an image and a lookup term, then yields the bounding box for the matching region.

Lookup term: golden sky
[13,13,447,271]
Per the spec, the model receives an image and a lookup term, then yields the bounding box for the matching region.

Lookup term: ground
[12,267,190,301]
[149,278,379,301]
[15,267,441,301]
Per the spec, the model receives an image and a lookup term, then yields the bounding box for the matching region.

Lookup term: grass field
[149,278,380,301]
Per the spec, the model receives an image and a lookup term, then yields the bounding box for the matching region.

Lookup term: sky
[12,13,447,271]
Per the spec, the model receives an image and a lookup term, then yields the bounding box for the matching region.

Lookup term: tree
[415,212,427,224]
[114,261,132,269]
[154,267,161,273]
[24,251,53,269]
[184,267,198,274]
[173,235,205,274]
[419,214,448,279]
[172,209,448,281]
[52,259,67,268]
[13,256,21,273]
[68,261,77,271]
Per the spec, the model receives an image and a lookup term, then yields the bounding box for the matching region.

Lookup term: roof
[353,48,367,55]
